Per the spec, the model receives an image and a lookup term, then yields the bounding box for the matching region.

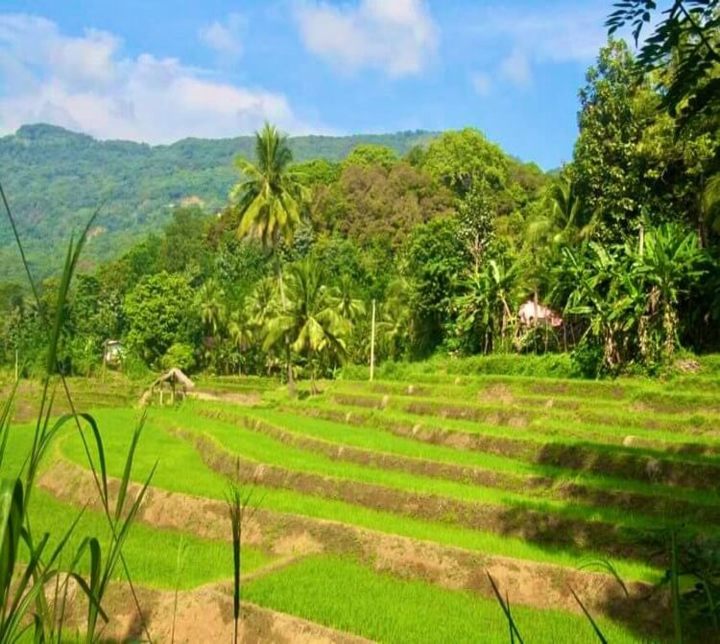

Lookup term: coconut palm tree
[231,123,308,247]
[196,278,226,337]
[332,274,366,323]
[230,123,309,390]
[227,309,254,374]
[245,277,282,375]
[263,259,349,391]
[378,278,413,361]
[527,178,596,247]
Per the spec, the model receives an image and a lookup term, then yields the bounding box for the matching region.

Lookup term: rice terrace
[5,362,720,642]
[2,0,720,642]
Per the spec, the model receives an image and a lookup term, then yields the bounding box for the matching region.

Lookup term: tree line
[1,3,718,380]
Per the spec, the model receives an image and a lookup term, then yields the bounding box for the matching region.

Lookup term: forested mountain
[0,124,436,281]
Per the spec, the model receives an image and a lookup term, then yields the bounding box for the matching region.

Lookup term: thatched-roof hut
[141,368,195,406]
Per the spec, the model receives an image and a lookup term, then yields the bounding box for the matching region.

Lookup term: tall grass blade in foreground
[568,586,608,643]
[486,571,524,644]
[227,459,261,644]
[0,179,153,641]
[578,557,629,598]
[171,537,187,644]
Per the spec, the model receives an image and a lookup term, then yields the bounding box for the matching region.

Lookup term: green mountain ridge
[0,123,437,283]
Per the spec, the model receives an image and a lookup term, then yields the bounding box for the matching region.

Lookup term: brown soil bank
[196,407,535,492]
[204,407,720,526]
[39,460,667,637]
[307,403,720,492]
[60,580,370,643]
[172,428,674,564]
[331,390,719,442]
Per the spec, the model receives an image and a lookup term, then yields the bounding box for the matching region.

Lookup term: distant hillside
[0,124,436,283]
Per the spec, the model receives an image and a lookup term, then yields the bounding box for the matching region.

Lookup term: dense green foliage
[0,125,435,282]
[1,6,719,380]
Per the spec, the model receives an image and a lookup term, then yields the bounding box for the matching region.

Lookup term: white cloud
[499,49,531,87]
[468,3,607,88]
[487,8,607,65]
[294,0,438,76]
[198,12,244,60]
[470,71,491,96]
[0,13,319,142]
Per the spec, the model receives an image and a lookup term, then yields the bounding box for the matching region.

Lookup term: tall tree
[263,259,350,390]
[231,123,308,247]
[230,123,309,389]
[572,40,650,242]
[402,218,468,356]
[196,278,227,338]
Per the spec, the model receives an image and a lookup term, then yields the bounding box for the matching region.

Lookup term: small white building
[518,300,563,328]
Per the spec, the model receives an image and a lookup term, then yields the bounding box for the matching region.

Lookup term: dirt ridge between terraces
[332,390,720,441]
[196,407,539,492]
[201,406,720,526]
[58,578,370,643]
[171,427,673,563]
[39,460,667,636]
[319,397,720,491]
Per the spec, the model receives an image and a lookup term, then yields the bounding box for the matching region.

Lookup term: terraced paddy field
[6,369,720,642]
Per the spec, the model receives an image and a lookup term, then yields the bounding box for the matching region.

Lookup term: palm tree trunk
[276,263,296,395]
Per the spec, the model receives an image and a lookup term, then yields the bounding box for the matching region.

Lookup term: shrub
[161,342,196,372]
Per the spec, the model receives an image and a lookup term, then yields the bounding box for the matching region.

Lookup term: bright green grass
[328,384,720,442]
[329,378,720,426]
[27,490,270,589]
[158,407,689,533]
[168,404,713,532]
[231,406,720,508]
[208,402,537,473]
[338,364,720,397]
[336,376,720,414]
[281,401,720,507]
[54,408,659,582]
[245,555,643,644]
[3,419,270,589]
[315,394,720,460]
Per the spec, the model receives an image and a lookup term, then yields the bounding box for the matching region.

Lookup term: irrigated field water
[6,370,720,642]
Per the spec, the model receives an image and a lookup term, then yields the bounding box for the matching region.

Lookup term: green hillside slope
[0,124,435,282]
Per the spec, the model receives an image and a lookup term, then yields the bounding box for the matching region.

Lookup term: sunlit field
[6,367,720,642]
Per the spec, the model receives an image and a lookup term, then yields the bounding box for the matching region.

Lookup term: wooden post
[101,341,106,383]
[639,223,645,256]
[370,299,376,382]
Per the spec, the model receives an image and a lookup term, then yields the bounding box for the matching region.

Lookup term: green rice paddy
[6,368,720,642]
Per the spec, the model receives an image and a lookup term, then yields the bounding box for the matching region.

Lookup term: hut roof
[152,368,195,389]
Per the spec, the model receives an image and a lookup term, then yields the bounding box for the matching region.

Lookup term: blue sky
[0,1,616,168]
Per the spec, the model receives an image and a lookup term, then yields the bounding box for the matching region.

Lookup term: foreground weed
[0,180,154,642]
[227,459,262,644]
[568,586,608,643]
[170,537,187,644]
[486,571,524,643]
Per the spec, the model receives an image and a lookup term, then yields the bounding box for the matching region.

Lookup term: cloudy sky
[0,1,616,168]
